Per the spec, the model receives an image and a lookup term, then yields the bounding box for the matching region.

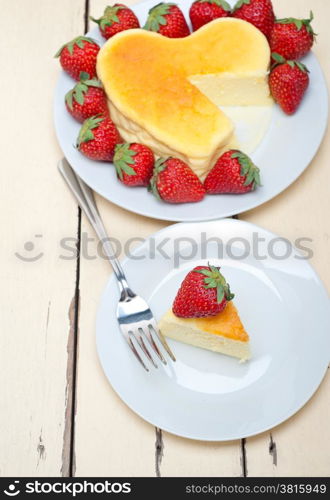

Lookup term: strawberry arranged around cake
[56,0,315,205]
[159,264,251,361]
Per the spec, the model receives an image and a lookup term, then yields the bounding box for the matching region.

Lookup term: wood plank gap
[155,428,164,477]
[61,207,82,477]
[66,0,90,477]
[269,433,277,466]
[84,0,90,33]
[240,438,247,476]
[69,207,82,477]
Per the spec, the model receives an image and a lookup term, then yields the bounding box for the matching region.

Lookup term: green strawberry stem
[276,11,316,39]
[233,0,251,11]
[271,53,309,73]
[55,36,97,57]
[194,265,234,303]
[143,3,175,31]
[90,5,125,29]
[113,143,137,179]
[198,0,231,11]
[231,151,261,189]
[77,115,104,147]
[65,76,103,110]
[148,157,168,199]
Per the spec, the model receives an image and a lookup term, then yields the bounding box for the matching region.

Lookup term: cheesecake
[158,264,251,361]
[97,18,272,178]
[159,302,251,361]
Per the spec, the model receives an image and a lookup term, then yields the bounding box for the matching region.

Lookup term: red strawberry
[149,157,205,203]
[55,36,100,80]
[204,150,261,194]
[189,0,231,31]
[77,115,122,161]
[232,0,275,40]
[269,54,310,115]
[113,143,155,186]
[270,12,316,61]
[65,73,108,123]
[144,3,190,38]
[91,4,140,40]
[172,264,234,318]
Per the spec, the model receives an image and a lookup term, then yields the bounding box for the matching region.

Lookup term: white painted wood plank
[0,0,85,476]
[161,434,242,477]
[74,203,168,476]
[75,0,329,477]
[240,0,330,477]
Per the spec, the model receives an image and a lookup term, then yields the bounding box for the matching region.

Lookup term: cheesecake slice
[159,302,250,361]
[97,18,271,178]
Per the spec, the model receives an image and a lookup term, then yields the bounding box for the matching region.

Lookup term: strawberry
[149,157,205,203]
[189,0,231,31]
[204,150,261,194]
[270,12,316,61]
[144,3,190,38]
[232,0,275,40]
[77,115,122,161]
[172,264,234,318]
[113,143,155,186]
[55,36,100,80]
[269,53,310,115]
[91,4,140,40]
[65,73,108,123]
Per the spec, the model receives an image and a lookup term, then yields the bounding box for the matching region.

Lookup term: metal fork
[58,158,175,371]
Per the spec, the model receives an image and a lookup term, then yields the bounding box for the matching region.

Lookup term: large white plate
[54,0,328,222]
[96,219,330,441]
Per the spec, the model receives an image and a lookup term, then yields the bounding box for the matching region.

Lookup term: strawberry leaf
[91,5,125,29]
[143,3,175,31]
[272,52,286,64]
[77,115,104,147]
[79,71,90,81]
[65,77,103,109]
[148,157,168,199]
[199,0,231,12]
[55,36,97,57]
[233,0,251,11]
[194,265,234,303]
[276,11,317,39]
[231,151,261,190]
[113,143,137,180]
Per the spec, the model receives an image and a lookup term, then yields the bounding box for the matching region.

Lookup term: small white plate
[96,219,330,441]
[54,0,328,222]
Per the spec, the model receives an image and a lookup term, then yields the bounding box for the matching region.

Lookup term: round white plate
[54,0,328,222]
[96,219,330,441]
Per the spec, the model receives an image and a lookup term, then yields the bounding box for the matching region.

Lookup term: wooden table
[0,0,329,477]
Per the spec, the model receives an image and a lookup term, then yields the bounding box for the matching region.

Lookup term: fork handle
[58,159,134,299]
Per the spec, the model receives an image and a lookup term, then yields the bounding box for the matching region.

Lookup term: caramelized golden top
[177,302,249,342]
[195,302,249,342]
[97,18,270,158]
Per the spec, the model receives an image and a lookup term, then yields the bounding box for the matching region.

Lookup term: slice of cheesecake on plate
[159,264,251,361]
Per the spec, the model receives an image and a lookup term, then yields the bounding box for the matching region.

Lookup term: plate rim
[53,0,329,223]
[96,218,330,441]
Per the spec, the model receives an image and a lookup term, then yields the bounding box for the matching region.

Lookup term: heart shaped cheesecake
[97,18,271,178]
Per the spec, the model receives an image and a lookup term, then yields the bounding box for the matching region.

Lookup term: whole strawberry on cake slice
[159,264,251,361]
